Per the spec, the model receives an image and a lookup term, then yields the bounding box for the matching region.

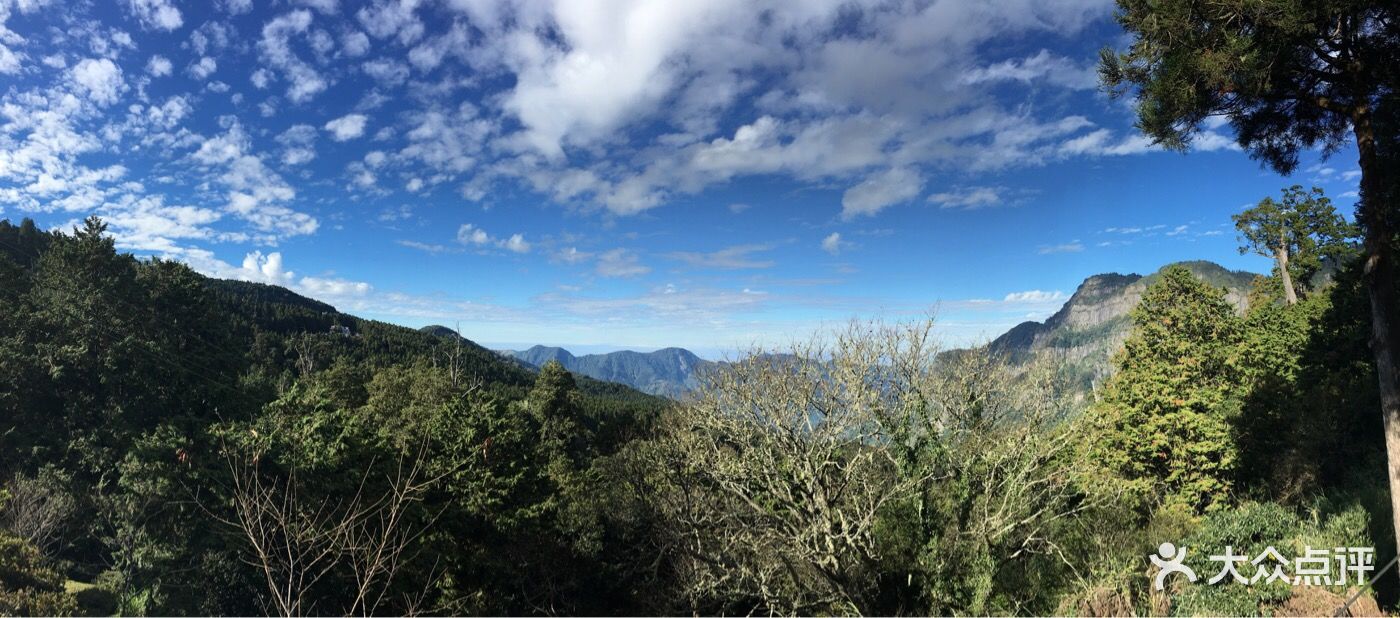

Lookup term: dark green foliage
[1100,1,1397,173]
[1170,501,1372,616]
[0,217,668,616]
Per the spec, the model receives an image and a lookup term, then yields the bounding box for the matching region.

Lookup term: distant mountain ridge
[462,260,1258,400]
[500,345,714,398]
[987,260,1257,388]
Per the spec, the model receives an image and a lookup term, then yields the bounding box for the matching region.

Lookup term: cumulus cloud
[70,58,125,106]
[240,250,297,286]
[341,30,370,56]
[187,56,217,79]
[146,55,172,76]
[457,223,490,245]
[324,113,368,141]
[841,168,923,219]
[361,58,409,85]
[456,223,531,253]
[276,124,318,165]
[503,233,531,253]
[123,0,183,31]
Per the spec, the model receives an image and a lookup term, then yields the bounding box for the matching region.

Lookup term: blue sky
[0,0,1364,357]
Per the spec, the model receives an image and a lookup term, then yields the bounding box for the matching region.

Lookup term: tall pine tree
[1090,266,1244,514]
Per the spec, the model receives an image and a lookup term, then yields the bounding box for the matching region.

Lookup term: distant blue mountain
[502,345,713,398]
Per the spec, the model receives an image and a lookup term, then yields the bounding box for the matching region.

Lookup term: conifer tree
[1090,266,1244,513]
[1234,185,1357,304]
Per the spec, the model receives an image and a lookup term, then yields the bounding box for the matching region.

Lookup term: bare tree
[210,438,444,617]
[643,317,1105,615]
[1,471,74,558]
[644,319,944,614]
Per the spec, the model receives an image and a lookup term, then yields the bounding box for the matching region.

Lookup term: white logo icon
[1151,542,1198,591]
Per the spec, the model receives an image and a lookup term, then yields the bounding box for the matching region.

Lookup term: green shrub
[0,532,78,616]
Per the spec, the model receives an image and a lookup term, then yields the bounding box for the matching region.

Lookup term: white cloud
[219,0,253,14]
[146,55,172,77]
[503,233,531,253]
[397,239,457,254]
[187,56,217,79]
[258,10,330,103]
[0,46,23,74]
[456,223,532,253]
[841,167,922,219]
[300,275,372,297]
[123,0,183,31]
[1038,241,1084,254]
[324,113,368,141]
[665,244,774,269]
[821,232,844,255]
[961,50,1097,90]
[457,223,489,245]
[240,250,297,286]
[356,0,425,46]
[341,30,370,57]
[1003,290,1066,303]
[276,124,318,165]
[407,21,469,72]
[928,186,1003,210]
[191,122,318,238]
[69,58,125,106]
[180,250,373,304]
[362,58,409,85]
[596,248,650,277]
[555,247,592,264]
[294,0,339,14]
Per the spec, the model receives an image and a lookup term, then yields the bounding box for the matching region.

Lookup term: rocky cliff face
[988,261,1257,388]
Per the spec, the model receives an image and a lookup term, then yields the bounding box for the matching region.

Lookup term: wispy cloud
[1038,241,1084,255]
[665,244,775,270]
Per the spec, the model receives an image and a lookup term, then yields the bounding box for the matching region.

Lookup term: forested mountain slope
[0,217,669,615]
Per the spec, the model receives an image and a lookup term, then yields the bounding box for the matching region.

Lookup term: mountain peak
[989,260,1258,386]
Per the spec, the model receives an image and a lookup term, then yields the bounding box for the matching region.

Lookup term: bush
[1170,501,1372,616]
[0,532,78,616]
